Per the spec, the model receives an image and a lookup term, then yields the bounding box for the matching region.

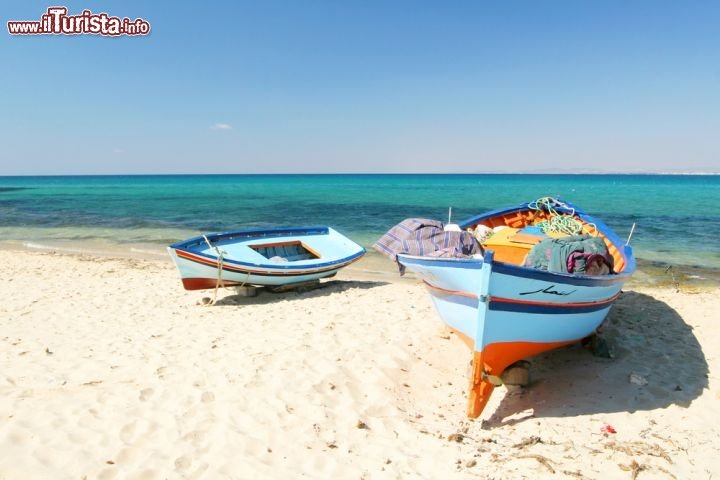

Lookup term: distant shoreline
[0,172,718,178]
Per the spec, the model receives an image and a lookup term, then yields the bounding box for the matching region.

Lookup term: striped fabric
[373,218,482,273]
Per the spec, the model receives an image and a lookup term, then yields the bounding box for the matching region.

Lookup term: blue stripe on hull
[489,298,615,314]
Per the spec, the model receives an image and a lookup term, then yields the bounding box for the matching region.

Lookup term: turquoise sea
[1,174,719,285]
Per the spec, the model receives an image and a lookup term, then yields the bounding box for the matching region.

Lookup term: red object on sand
[601,424,617,434]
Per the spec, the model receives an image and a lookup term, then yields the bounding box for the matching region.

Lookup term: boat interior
[469,208,627,273]
[249,240,321,263]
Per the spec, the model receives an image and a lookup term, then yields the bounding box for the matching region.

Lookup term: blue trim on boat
[169,226,330,250]
[488,299,614,315]
[492,262,630,286]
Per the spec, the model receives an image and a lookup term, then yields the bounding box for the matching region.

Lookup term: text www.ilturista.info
[8,7,150,36]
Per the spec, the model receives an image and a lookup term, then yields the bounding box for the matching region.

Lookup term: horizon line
[1,171,719,177]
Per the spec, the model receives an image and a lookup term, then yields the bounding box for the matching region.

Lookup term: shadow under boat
[482,290,708,428]
[211,279,389,306]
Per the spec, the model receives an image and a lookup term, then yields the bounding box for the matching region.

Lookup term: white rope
[234,270,251,293]
[202,234,225,306]
[201,235,253,305]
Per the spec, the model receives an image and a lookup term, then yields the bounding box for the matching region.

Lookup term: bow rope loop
[529,197,596,236]
[203,234,225,306]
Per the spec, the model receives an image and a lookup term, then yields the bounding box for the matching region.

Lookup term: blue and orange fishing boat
[390,198,635,418]
[168,226,365,290]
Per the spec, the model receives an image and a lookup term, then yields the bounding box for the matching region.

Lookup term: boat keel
[466,340,579,418]
[468,351,495,418]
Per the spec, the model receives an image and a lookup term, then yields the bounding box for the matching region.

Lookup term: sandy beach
[1,249,718,479]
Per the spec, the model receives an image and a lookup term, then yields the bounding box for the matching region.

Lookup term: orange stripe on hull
[467,339,577,418]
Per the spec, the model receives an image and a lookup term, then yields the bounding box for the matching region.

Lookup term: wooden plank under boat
[168,226,365,290]
[396,198,635,418]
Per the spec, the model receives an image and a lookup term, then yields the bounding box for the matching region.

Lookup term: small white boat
[168,226,365,290]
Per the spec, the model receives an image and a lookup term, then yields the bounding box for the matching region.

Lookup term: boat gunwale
[399,253,631,286]
[169,225,331,250]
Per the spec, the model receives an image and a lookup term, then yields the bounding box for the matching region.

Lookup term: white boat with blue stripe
[168,226,365,290]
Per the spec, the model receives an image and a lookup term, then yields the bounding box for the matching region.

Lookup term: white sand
[1,250,718,479]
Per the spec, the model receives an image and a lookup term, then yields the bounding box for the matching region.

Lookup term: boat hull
[397,200,635,418]
[400,251,629,417]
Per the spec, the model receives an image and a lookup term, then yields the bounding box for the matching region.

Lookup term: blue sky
[1,1,719,174]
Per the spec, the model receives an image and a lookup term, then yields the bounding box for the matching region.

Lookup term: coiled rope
[528,197,596,236]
